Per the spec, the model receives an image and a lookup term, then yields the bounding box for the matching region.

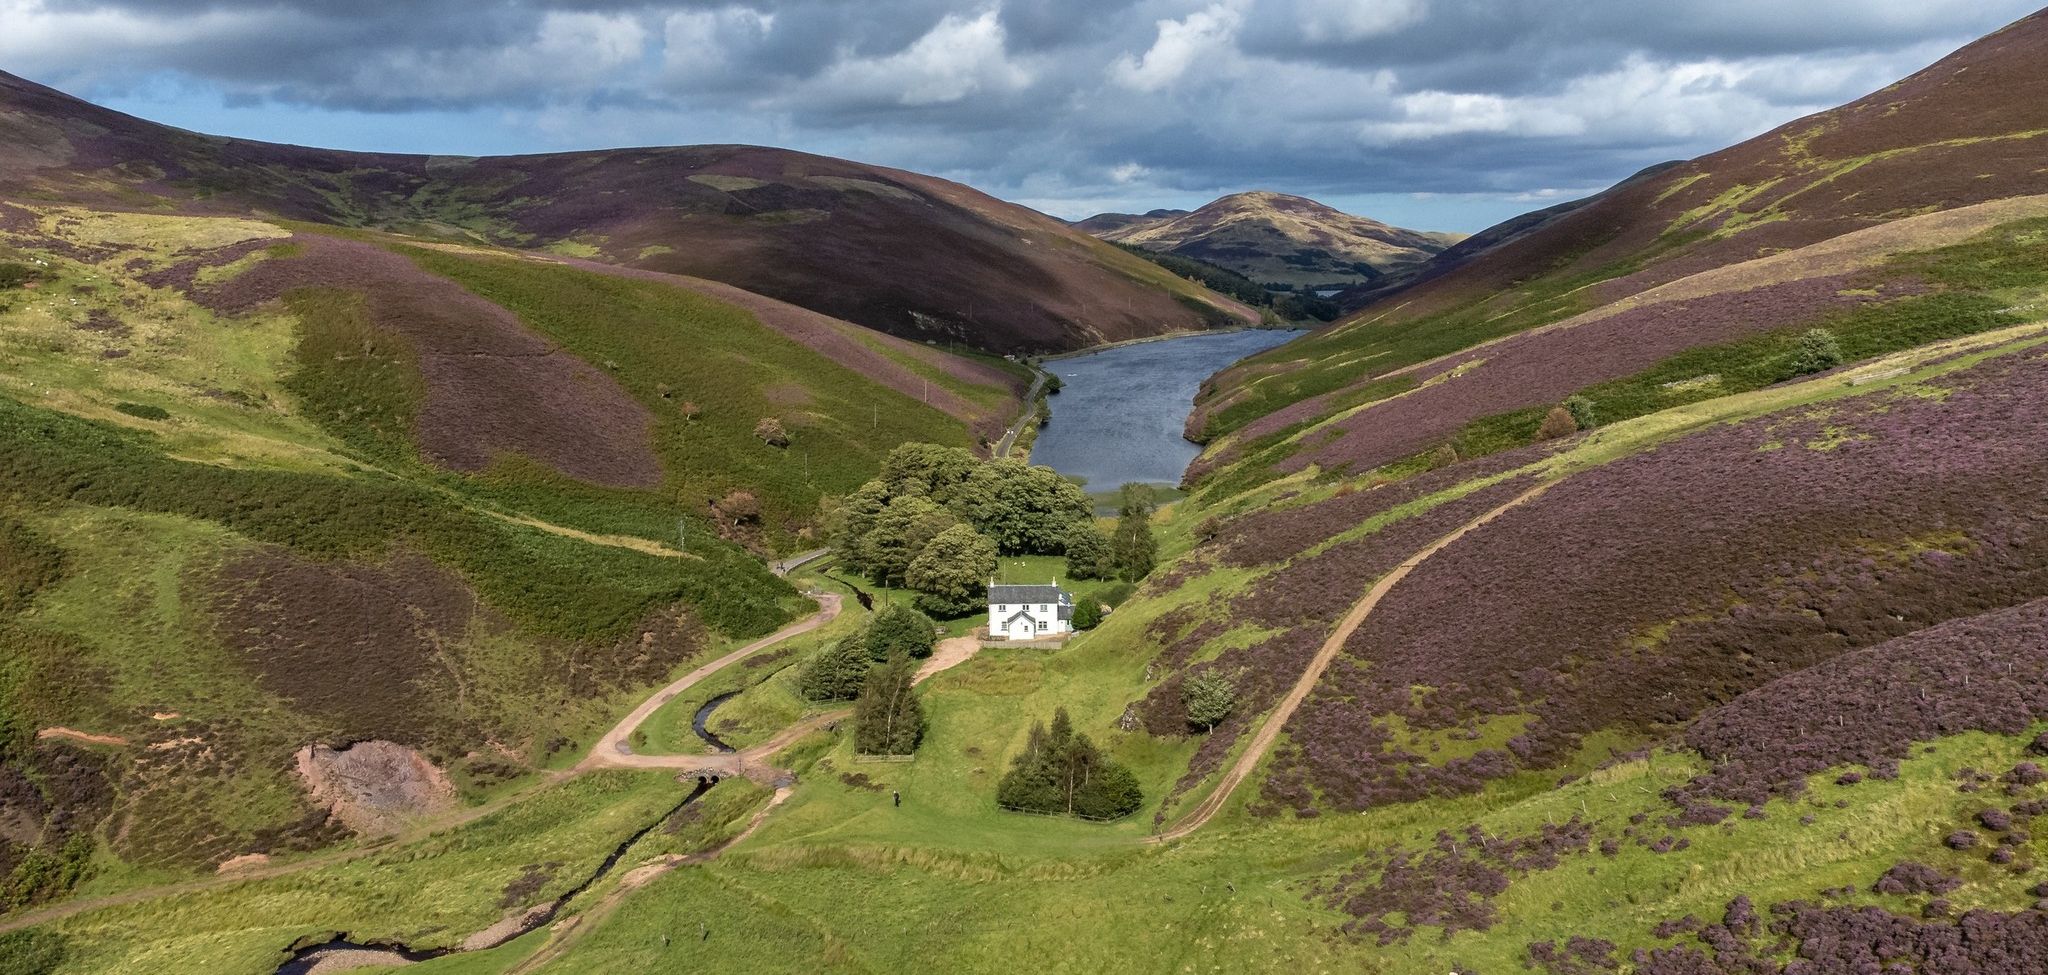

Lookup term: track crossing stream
[275,781,716,974]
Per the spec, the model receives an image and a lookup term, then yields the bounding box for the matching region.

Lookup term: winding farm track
[1149,479,1557,844]
[581,593,843,776]
[0,596,845,939]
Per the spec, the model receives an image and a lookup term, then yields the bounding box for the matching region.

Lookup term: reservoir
[1031,329,1301,490]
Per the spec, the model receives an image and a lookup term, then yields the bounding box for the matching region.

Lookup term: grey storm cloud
[1,0,2040,225]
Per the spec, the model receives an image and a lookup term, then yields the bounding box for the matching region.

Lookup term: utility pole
[677,517,687,554]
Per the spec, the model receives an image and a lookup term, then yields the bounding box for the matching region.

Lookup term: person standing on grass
[894,789,901,807]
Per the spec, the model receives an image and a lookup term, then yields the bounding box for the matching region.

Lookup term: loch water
[1030,329,1301,490]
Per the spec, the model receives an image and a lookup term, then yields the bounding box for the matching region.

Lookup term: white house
[987,583,1073,640]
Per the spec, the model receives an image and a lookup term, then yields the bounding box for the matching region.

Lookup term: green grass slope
[0,197,1024,913]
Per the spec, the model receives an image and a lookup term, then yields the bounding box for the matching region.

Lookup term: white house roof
[988,584,1066,604]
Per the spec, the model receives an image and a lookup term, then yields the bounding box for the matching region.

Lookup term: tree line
[830,445,1157,617]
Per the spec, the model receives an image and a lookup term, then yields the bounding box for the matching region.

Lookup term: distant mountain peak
[1084,190,1459,287]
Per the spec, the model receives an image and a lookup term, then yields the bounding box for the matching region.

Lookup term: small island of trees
[996,708,1143,821]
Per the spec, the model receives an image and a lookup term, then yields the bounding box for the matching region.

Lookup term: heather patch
[1267,349,2048,813]
[1280,273,1917,477]
[407,246,1003,538]
[1671,598,2048,816]
[1209,445,1544,568]
[199,232,664,490]
[1627,896,2048,975]
[1312,818,1593,944]
[1136,472,1539,810]
[210,548,486,759]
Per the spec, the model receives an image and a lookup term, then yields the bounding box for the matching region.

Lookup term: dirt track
[581,593,843,777]
[1149,480,1556,844]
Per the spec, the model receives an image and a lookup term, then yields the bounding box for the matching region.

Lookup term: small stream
[275,779,715,974]
[825,574,873,610]
[693,693,738,754]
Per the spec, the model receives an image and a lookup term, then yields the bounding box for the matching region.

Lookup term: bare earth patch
[34,727,127,747]
[296,740,457,837]
[215,852,269,873]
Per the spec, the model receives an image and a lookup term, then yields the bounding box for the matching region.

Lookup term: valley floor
[16,316,2048,975]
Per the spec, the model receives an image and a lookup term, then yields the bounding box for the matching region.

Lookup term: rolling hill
[0,70,1254,353]
[1190,8,2048,464]
[0,71,1061,913]
[1070,207,1190,236]
[1089,191,1461,287]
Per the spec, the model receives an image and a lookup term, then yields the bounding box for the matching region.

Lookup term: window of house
[1037,621,1046,631]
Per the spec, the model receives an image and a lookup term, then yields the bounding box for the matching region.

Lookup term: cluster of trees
[1111,243,1268,307]
[852,654,923,756]
[832,444,1100,615]
[995,708,1143,820]
[798,604,934,755]
[1064,485,1157,583]
[799,603,938,701]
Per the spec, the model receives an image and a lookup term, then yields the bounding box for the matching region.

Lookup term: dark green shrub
[1071,596,1104,630]
[1564,395,1598,430]
[1110,485,1157,582]
[1063,521,1112,580]
[0,263,40,290]
[996,708,1142,820]
[1182,671,1237,732]
[862,603,937,660]
[1789,328,1845,376]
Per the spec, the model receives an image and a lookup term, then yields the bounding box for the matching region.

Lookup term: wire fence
[994,803,1135,824]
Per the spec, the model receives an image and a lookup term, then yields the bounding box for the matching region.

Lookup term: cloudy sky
[3,0,2038,231]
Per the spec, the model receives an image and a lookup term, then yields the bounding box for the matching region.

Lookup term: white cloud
[1110,4,1243,92]
[815,11,1033,107]
[1109,161,1149,183]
